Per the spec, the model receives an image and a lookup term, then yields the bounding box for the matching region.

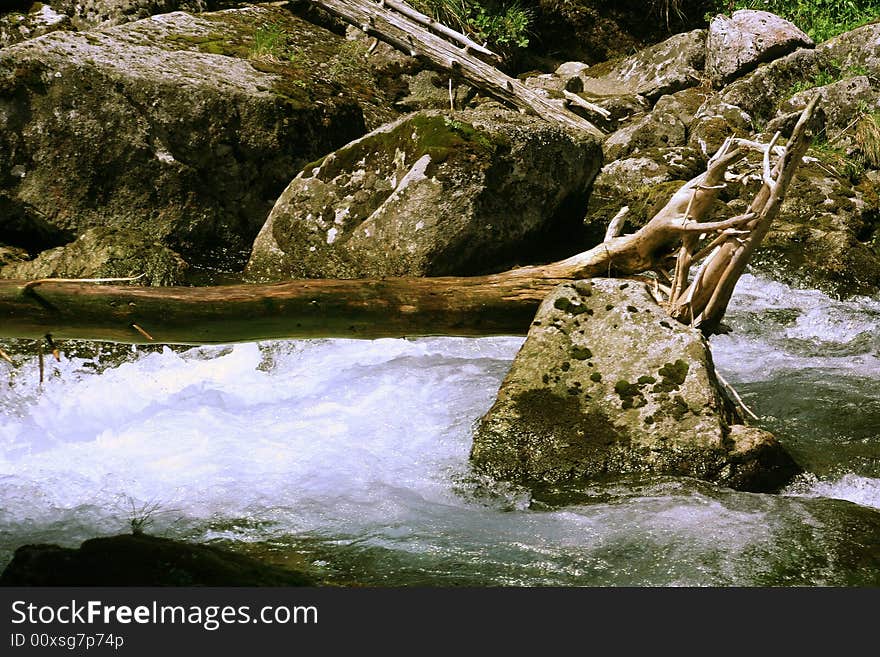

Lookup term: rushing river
[1,274,879,586]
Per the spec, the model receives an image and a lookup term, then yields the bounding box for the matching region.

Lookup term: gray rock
[687,48,822,155]
[602,87,709,161]
[818,22,880,75]
[771,76,880,143]
[396,69,472,112]
[579,30,706,102]
[706,10,813,87]
[604,111,686,161]
[592,147,705,194]
[471,279,800,493]
[740,161,880,295]
[0,227,190,286]
[687,98,754,156]
[55,1,211,29]
[246,109,602,280]
[0,6,393,269]
[719,48,824,122]
[1,3,71,48]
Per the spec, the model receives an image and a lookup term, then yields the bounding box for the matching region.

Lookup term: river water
[1,274,878,585]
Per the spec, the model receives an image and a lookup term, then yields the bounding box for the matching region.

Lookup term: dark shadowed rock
[531,0,709,65]
[0,5,394,269]
[0,244,27,268]
[0,533,314,586]
[706,10,813,87]
[471,280,800,494]
[0,227,190,286]
[246,108,602,280]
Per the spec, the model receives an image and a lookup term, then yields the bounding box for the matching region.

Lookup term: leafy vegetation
[249,22,298,62]
[713,1,880,41]
[410,0,534,54]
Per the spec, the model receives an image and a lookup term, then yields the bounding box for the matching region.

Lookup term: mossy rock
[0,227,190,286]
[471,279,800,496]
[0,5,392,270]
[246,108,602,280]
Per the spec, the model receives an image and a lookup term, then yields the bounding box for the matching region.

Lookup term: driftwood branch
[311,0,603,135]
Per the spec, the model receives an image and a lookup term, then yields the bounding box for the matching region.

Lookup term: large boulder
[578,29,706,103]
[0,5,395,270]
[246,108,602,280]
[470,280,801,494]
[603,87,710,161]
[0,533,314,586]
[0,227,190,286]
[706,10,813,87]
[771,76,880,142]
[735,162,880,295]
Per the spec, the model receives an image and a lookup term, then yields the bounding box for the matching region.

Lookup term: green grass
[249,22,290,61]
[715,1,880,42]
[410,0,533,55]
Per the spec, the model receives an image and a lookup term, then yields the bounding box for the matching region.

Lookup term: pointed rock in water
[246,108,602,280]
[0,533,314,586]
[471,280,801,495]
[706,10,814,88]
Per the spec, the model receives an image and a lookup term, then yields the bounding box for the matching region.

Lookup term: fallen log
[310,0,604,135]
[0,102,818,347]
[0,267,571,344]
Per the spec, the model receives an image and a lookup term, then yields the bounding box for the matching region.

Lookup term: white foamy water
[1,275,879,585]
[711,275,880,382]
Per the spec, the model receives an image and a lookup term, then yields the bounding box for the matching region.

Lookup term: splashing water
[1,275,878,585]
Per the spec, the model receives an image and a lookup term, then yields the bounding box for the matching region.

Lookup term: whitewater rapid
[1,274,878,585]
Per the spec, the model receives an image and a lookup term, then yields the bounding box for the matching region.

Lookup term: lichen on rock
[246,108,603,280]
[471,279,801,495]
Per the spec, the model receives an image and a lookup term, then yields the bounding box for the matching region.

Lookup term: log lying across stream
[0,267,571,345]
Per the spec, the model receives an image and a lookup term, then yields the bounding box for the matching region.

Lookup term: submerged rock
[0,533,314,586]
[0,5,391,269]
[706,10,813,87]
[0,227,190,286]
[246,108,602,280]
[471,280,800,494]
